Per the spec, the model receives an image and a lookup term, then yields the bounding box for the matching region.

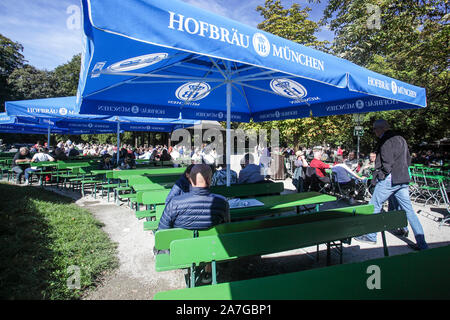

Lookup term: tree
[316,0,450,147]
[256,0,330,51]
[0,34,25,111]
[7,65,55,100]
[239,0,353,149]
[52,54,81,96]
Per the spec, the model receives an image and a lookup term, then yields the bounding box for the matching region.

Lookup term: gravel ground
[41,179,450,300]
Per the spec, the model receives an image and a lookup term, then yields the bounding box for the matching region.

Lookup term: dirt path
[46,187,185,300]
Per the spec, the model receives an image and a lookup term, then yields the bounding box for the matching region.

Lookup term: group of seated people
[11,146,56,184]
[293,148,376,202]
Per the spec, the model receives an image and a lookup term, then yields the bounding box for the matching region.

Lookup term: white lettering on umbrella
[367,77,417,98]
[167,11,325,71]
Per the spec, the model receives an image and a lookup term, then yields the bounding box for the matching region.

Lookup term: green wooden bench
[209,182,284,198]
[155,208,406,287]
[136,182,285,225]
[142,191,336,231]
[135,190,172,219]
[51,162,92,188]
[111,167,186,179]
[115,174,181,206]
[154,244,450,300]
[154,204,374,272]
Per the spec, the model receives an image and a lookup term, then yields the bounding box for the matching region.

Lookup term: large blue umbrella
[5,96,199,162]
[76,0,426,185]
[0,113,69,136]
[76,0,426,120]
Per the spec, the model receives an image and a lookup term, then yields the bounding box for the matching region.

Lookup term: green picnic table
[90,169,114,175]
[230,192,337,220]
[143,191,337,230]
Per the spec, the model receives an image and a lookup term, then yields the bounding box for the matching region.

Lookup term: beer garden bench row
[152,206,406,291]
[153,242,449,300]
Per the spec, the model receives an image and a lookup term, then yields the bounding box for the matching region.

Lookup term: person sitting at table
[51,145,68,161]
[66,141,80,158]
[359,152,376,177]
[117,155,135,170]
[211,155,238,186]
[157,164,230,283]
[238,153,265,184]
[158,148,172,162]
[344,151,358,171]
[99,153,114,170]
[12,147,32,184]
[165,164,195,205]
[293,150,309,192]
[30,140,43,153]
[332,156,365,204]
[24,147,55,185]
[310,148,332,184]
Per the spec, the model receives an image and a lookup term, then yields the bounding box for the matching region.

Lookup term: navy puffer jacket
[158,187,230,231]
[165,174,191,205]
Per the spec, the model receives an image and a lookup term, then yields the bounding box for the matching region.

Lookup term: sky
[0,0,333,71]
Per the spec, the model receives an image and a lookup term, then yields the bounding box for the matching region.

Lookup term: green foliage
[256,0,330,51]
[7,65,56,100]
[0,183,119,300]
[317,0,450,146]
[52,54,81,96]
[0,34,25,111]
[249,0,352,149]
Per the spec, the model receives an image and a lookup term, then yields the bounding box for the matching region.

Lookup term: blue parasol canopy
[75,0,426,122]
[0,113,69,135]
[74,0,427,185]
[5,96,199,162]
[5,96,199,133]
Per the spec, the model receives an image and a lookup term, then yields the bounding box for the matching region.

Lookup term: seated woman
[117,155,135,170]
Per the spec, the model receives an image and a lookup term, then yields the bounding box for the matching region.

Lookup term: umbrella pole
[117,120,120,164]
[47,127,51,147]
[226,82,231,187]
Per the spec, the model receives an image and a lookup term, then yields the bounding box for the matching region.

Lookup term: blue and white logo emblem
[355,100,364,110]
[131,105,140,114]
[59,108,68,116]
[252,33,270,57]
[88,123,93,128]
[218,112,224,119]
[391,81,398,95]
[108,53,168,72]
[275,111,280,118]
[176,82,211,102]
[270,79,307,99]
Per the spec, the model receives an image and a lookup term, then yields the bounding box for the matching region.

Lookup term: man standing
[354,120,428,250]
